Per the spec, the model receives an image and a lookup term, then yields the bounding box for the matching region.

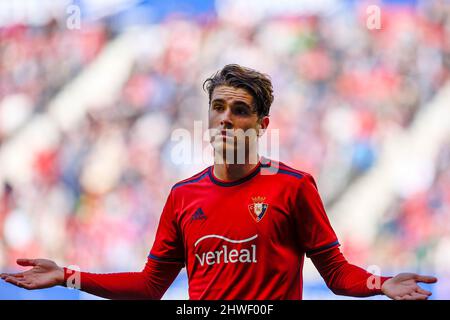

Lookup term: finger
[4,276,35,290]
[1,273,24,279]
[4,276,27,288]
[3,272,25,277]
[395,294,414,300]
[416,287,432,296]
[410,292,429,300]
[3,274,24,280]
[16,259,37,267]
[414,275,438,283]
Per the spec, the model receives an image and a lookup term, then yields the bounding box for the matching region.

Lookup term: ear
[258,116,270,136]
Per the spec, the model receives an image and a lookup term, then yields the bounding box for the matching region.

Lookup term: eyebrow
[211,98,252,108]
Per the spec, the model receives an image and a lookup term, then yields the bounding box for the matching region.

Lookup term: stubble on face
[208,86,261,164]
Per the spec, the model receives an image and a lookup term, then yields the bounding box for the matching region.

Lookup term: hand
[0,258,65,290]
[381,272,438,300]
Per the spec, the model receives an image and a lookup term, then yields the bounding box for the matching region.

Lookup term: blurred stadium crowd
[0,0,449,298]
[0,21,108,140]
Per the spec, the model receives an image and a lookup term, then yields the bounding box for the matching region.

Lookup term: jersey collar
[208,158,271,187]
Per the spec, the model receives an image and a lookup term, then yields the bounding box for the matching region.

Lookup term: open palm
[381,273,438,300]
[0,259,64,290]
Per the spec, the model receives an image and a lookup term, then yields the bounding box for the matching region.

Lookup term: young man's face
[208,85,269,163]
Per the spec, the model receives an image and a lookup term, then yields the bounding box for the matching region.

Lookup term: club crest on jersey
[248,196,268,222]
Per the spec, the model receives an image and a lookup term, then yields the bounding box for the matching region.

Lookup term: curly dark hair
[203,64,274,118]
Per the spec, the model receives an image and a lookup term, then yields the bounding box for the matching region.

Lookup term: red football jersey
[149,158,339,299]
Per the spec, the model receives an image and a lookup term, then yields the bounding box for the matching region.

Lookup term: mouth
[220,130,234,138]
[210,129,235,145]
[219,130,237,144]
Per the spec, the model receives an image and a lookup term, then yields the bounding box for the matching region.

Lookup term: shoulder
[171,167,211,192]
[261,158,314,182]
[260,158,320,196]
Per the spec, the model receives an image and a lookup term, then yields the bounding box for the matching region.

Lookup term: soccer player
[0,64,437,300]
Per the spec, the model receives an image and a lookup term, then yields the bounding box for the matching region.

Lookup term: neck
[213,154,261,181]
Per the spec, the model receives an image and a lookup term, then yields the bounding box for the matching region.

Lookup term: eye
[234,105,251,116]
[212,104,224,111]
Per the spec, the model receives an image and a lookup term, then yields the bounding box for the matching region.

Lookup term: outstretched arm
[0,257,183,300]
[310,246,437,300]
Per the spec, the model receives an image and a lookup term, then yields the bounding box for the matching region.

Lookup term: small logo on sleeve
[192,208,207,221]
[248,196,268,222]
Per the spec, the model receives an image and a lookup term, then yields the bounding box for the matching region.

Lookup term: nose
[220,108,233,129]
